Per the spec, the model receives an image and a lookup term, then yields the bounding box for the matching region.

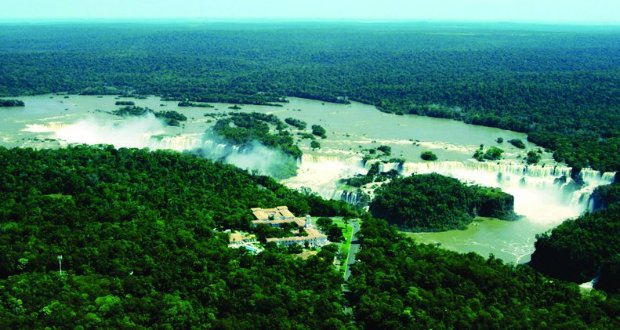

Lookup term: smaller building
[266,227,328,248]
[228,231,263,254]
[228,231,257,245]
[252,206,295,220]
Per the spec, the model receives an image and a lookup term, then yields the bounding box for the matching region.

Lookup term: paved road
[344,220,361,281]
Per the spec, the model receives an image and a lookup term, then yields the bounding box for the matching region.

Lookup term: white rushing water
[283,154,366,198]
[401,161,615,225]
[287,154,615,226]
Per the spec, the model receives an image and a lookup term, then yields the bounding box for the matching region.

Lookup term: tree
[377,145,391,156]
[311,125,327,139]
[310,140,321,150]
[0,99,25,107]
[526,150,541,164]
[508,139,526,149]
[484,147,504,160]
[420,151,438,161]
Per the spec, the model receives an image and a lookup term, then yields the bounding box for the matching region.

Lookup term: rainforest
[1,21,619,329]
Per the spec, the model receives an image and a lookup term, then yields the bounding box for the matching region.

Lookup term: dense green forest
[1,147,619,328]
[530,187,620,294]
[1,22,620,328]
[1,146,618,328]
[591,182,620,211]
[348,217,620,329]
[0,22,619,170]
[369,173,514,231]
[0,146,356,328]
[0,99,24,107]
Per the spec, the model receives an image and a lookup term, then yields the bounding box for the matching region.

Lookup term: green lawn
[311,217,356,274]
[329,217,355,274]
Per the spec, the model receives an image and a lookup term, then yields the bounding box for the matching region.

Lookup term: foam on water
[401,160,614,225]
[287,155,615,227]
[282,154,366,198]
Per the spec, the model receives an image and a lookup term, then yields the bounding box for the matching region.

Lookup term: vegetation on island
[284,117,307,130]
[369,173,514,231]
[155,111,188,127]
[420,151,438,161]
[339,162,399,188]
[178,100,214,108]
[473,146,504,161]
[111,106,150,117]
[376,145,391,156]
[210,112,302,178]
[311,124,327,139]
[111,106,187,126]
[310,140,321,150]
[508,139,526,149]
[526,149,542,165]
[0,99,25,107]
[212,112,301,159]
[297,132,315,140]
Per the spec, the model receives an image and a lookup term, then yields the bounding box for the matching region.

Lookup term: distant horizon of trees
[1,23,618,171]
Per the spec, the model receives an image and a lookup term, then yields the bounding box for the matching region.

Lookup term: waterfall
[375,161,402,173]
[281,154,366,199]
[148,134,203,151]
[332,189,369,206]
[284,155,615,226]
[401,160,615,224]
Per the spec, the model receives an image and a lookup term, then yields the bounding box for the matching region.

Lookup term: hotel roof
[251,206,296,220]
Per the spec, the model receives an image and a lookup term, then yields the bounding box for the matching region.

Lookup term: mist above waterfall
[193,138,298,179]
[53,114,167,148]
[33,114,297,178]
[282,154,366,197]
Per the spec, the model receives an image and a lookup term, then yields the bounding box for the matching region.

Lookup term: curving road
[344,220,361,281]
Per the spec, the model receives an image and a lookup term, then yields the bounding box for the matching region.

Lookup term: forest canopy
[530,191,620,294]
[1,23,618,170]
[369,173,515,231]
[0,146,356,328]
[0,146,618,328]
[0,99,24,107]
[348,217,620,329]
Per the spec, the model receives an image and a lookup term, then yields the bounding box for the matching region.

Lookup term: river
[1,94,614,263]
